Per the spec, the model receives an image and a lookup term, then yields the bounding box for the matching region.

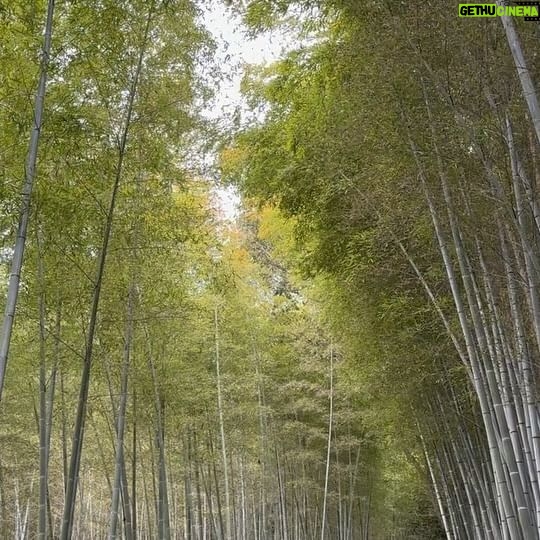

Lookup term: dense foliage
[2,0,540,539]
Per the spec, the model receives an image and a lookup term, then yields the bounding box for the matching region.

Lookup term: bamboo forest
[3,1,540,539]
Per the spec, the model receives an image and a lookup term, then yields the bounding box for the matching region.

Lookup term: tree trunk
[0,0,55,400]
[214,306,231,539]
[320,344,334,540]
[108,284,135,540]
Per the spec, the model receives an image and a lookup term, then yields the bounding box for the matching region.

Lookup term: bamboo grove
[3,0,540,539]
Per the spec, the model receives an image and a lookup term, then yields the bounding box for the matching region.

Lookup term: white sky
[200,2,291,220]
[201,2,289,120]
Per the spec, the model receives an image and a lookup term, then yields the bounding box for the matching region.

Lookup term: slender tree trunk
[253,340,268,540]
[423,440,453,540]
[185,432,194,540]
[202,449,220,540]
[108,284,135,540]
[132,391,138,540]
[147,341,171,540]
[45,303,60,540]
[347,446,360,540]
[141,432,154,540]
[214,306,231,539]
[37,235,54,540]
[275,448,288,540]
[209,433,225,540]
[240,456,247,540]
[320,344,333,540]
[0,0,55,401]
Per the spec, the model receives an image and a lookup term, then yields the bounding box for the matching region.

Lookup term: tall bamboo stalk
[320,344,334,540]
[0,0,55,401]
[214,306,231,539]
[108,284,135,540]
